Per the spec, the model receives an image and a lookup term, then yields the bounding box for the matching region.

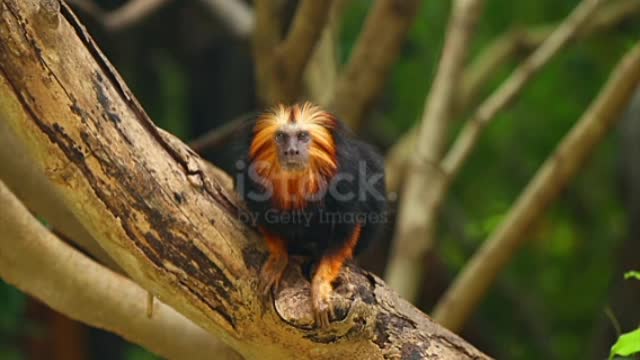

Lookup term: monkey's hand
[310,225,361,327]
[311,274,335,327]
[259,253,288,295]
[258,231,288,295]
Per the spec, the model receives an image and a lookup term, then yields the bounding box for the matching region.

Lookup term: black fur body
[237,121,388,260]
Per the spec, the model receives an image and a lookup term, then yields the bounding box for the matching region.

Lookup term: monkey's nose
[285,149,300,156]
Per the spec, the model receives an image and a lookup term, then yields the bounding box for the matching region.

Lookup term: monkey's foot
[259,255,288,296]
[311,278,335,328]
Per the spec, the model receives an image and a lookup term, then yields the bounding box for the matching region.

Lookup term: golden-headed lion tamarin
[237,102,387,326]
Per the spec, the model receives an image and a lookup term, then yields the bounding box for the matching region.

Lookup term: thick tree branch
[0,1,489,358]
[385,0,485,301]
[385,0,640,194]
[385,0,603,303]
[0,180,240,360]
[329,0,420,129]
[433,40,640,332]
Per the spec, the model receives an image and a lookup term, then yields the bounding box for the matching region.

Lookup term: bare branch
[433,41,640,332]
[68,0,253,36]
[279,0,333,87]
[0,180,240,360]
[65,0,104,19]
[385,0,486,301]
[194,1,347,155]
[253,0,332,104]
[385,0,604,303]
[446,0,605,179]
[0,1,489,358]
[103,0,171,31]
[329,0,420,129]
[462,0,640,112]
[385,0,640,194]
[303,0,349,105]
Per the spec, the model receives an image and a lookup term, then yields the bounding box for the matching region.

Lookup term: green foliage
[624,271,640,281]
[0,281,26,360]
[610,328,640,360]
[153,52,190,139]
[609,272,640,359]
[125,345,161,360]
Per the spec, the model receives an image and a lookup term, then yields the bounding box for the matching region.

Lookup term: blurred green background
[1,0,639,359]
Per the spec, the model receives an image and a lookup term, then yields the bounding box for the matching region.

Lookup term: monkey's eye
[275,132,288,143]
[297,131,310,142]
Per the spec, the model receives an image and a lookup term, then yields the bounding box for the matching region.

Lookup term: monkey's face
[250,102,338,177]
[274,125,311,171]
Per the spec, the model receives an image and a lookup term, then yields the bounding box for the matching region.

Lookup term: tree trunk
[0,1,489,359]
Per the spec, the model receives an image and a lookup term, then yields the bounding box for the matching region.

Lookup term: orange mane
[249,102,338,210]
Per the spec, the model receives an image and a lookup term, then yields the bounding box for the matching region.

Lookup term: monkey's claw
[312,279,335,328]
[259,256,287,296]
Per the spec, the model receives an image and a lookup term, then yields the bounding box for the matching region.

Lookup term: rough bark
[0,1,489,359]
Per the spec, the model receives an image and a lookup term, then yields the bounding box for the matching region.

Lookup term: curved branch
[0,179,240,360]
[433,40,640,332]
[0,1,488,359]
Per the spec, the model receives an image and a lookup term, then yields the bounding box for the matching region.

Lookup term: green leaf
[610,328,640,359]
[624,271,640,281]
